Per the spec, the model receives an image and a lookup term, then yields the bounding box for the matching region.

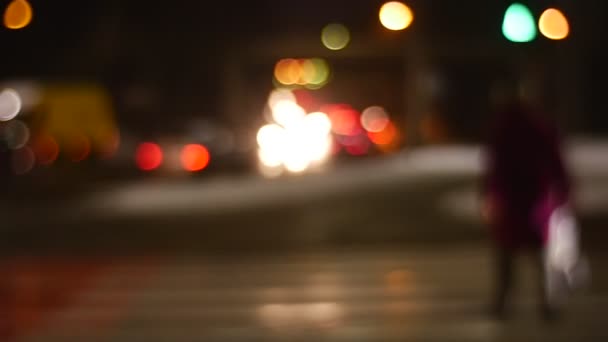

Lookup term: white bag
[544,204,591,305]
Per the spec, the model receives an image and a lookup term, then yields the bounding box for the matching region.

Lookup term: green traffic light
[502,3,537,42]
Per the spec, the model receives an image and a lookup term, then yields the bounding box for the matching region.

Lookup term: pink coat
[483,103,570,249]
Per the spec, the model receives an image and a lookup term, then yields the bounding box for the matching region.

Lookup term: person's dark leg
[491,246,514,319]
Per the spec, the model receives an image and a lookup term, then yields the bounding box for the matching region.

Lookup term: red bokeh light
[135,142,163,171]
[345,144,369,156]
[181,144,210,172]
[292,89,318,113]
[322,104,362,136]
[32,134,60,166]
[340,134,371,156]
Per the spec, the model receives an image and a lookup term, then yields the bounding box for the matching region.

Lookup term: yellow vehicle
[26,82,120,164]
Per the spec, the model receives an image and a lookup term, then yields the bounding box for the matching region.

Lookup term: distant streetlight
[379,1,414,31]
[3,0,32,30]
[539,8,570,40]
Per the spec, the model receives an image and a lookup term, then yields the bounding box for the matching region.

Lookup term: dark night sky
[0,0,606,134]
[3,0,603,75]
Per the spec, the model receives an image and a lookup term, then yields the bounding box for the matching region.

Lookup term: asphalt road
[1,145,607,341]
[4,244,608,341]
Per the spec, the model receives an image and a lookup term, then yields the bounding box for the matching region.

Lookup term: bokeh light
[321,23,350,51]
[181,144,210,172]
[0,89,22,121]
[368,121,398,146]
[258,89,334,175]
[300,59,317,85]
[257,107,333,174]
[292,88,319,113]
[1,80,41,111]
[32,134,59,166]
[135,142,163,171]
[257,125,287,169]
[303,112,332,136]
[3,0,32,30]
[257,124,286,150]
[502,3,537,43]
[268,89,297,110]
[301,112,333,163]
[274,59,301,85]
[361,106,390,133]
[306,58,330,88]
[11,146,35,175]
[379,2,414,31]
[284,122,322,170]
[2,119,30,149]
[283,151,310,173]
[64,133,91,162]
[323,104,362,136]
[274,58,331,88]
[539,8,569,40]
[258,146,284,168]
[271,100,306,128]
[342,134,371,156]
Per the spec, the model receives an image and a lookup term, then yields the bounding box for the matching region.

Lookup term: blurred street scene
[1,0,608,340]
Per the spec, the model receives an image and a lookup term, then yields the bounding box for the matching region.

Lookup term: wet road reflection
[3,245,606,341]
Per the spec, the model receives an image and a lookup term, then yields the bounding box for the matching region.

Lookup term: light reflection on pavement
[5,245,607,341]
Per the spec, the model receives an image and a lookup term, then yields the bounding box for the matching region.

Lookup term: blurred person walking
[481,79,571,321]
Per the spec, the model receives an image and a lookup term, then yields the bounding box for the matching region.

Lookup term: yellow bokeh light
[4,0,32,30]
[294,59,308,85]
[300,59,317,85]
[539,8,569,40]
[274,58,330,89]
[308,58,330,86]
[274,59,301,85]
[379,1,413,31]
[321,23,350,51]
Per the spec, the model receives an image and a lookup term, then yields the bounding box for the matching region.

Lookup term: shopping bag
[544,204,590,305]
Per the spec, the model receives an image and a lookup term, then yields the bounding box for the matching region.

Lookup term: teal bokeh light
[502,3,537,42]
